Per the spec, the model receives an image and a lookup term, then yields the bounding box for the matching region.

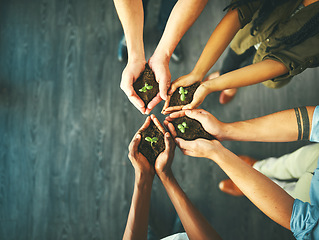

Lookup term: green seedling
[145,136,158,146]
[177,122,188,133]
[139,83,153,93]
[179,87,188,101]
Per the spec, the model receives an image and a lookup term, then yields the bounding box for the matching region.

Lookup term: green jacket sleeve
[230,0,261,28]
[263,34,319,83]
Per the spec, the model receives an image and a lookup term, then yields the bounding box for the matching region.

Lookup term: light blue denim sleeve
[310,106,319,142]
[290,199,319,240]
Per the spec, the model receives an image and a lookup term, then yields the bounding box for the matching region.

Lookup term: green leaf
[180,128,185,133]
[152,137,158,142]
[184,90,188,94]
[180,94,185,101]
[182,122,187,128]
[179,87,184,94]
[178,124,183,130]
[145,137,152,142]
[146,85,153,90]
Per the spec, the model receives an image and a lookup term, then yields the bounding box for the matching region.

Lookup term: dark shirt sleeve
[230,0,261,28]
[262,34,319,82]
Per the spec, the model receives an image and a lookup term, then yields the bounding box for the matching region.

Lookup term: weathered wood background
[0,0,318,239]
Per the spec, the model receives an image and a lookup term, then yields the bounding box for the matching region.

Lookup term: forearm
[113,0,145,61]
[123,172,154,240]
[153,0,208,62]
[159,171,222,240]
[220,106,315,142]
[202,59,288,92]
[191,8,241,79]
[210,147,294,230]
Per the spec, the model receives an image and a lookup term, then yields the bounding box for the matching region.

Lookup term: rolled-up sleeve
[290,199,319,240]
[262,35,319,82]
[229,0,260,28]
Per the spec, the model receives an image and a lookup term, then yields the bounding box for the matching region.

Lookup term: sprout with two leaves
[139,83,153,93]
[177,122,188,133]
[145,136,158,147]
[179,87,188,101]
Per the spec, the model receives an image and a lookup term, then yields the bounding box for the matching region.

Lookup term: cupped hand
[181,82,211,110]
[148,115,176,177]
[175,138,222,159]
[128,116,154,177]
[121,59,147,114]
[165,109,225,141]
[162,73,202,114]
[146,55,171,114]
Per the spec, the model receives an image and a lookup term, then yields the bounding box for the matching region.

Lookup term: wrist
[135,170,154,188]
[157,169,174,183]
[191,68,206,81]
[151,48,170,65]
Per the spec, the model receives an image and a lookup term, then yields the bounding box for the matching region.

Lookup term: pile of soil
[138,121,165,165]
[171,116,215,141]
[168,82,200,107]
[133,63,159,107]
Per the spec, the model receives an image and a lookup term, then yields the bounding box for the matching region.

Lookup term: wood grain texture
[0,0,318,239]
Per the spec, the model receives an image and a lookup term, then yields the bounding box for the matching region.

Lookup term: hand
[165,109,226,141]
[162,72,202,114]
[181,81,211,110]
[128,116,155,177]
[175,137,222,159]
[147,115,176,177]
[121,59,147,114]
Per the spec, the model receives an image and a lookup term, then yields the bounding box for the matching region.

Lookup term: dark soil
[171,116,215,141]
[168,82,200,107]
[138,121,165,165]
[133,63,159,107]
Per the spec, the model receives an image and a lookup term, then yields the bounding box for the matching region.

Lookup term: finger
[146,93,162,114]
[161,95,172,113]
[162,105,183,115]
[128,133,141,158]
[151,114,166,134]
[175,138,192,151]
[168,80,181,95]
[168,110,186,119]
[159,78,170,101]
[165,121,177,138]
[163,132,175,153]
[139,116,151,132]
[184,109,208,121]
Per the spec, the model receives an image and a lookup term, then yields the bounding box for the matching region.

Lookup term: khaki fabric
[229,0,319,88]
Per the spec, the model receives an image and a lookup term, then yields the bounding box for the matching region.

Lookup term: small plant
[139,83,153,93]
[179,87,188,101]
[145,136,158,146]
[177,122,188,133]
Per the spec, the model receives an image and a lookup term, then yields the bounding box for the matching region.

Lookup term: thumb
[129,133,141,153]
[185,109,208,123]
[164,132,174,153]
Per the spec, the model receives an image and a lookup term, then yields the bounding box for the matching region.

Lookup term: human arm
[155,122,222,240]
[173,138,294,230]
[145,0,208,114]
[164,7,241,101]
[123,117,155,240]
[165,106,316,142]
[113,0,147,114]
